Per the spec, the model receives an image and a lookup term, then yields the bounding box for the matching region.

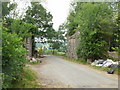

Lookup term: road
[29,55,118,88]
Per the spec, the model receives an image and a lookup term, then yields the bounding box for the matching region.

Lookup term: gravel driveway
[29,55,118,88]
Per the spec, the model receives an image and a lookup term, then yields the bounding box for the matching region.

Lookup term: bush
[77,31,108,60]
[2,27,27,88]
[75,3,114,61]
[12,67,41,88]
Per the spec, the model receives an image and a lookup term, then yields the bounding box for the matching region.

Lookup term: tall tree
[24,2,54,55]
[2,2,17,19]
[50,26,67,53]
[24,2,53,38]
[65,2,116,60]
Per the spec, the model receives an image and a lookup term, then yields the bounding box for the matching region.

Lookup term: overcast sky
[15,0,72,30]
[42,0,72,30]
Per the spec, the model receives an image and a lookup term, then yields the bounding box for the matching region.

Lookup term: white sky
[42,0,72,30]
[11,0,72,42]
[13,0,72,30]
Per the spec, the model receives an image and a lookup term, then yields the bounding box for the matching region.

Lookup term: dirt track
[29,55,118,88]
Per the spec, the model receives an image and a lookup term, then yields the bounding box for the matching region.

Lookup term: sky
[42,0,72,30]
[14,0,72,30]
[12,0,118,30]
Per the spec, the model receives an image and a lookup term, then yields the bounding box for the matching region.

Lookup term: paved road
[29,55,118,88]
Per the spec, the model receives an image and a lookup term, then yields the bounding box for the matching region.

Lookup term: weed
[12,67,41,88]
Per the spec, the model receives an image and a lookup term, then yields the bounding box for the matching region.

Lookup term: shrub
[77,30,108,60]
[75,3,114,61]
[2,27,27,88]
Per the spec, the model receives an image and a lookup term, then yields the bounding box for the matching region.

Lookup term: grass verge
[90,65,120,75]
[52,52,66,56]
[12,67,41,88]
[26,58,41,65]
[63,56,120,75]
[27,61,40,65]
[63,56,88,65]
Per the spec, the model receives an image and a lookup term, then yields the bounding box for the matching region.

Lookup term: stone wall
[67,32,120,61]
[66,32,80,59]
[24,37,32,57]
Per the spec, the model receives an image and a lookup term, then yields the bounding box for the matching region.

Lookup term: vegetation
[2,27,27,88]
[2,2,17,18]
[27,61,41,65]
[64,2,119,61]
[5,18,36,40]
[12,67,41,88]
[2,1,55,88]
[24,2,55,55]
[1,1,119,88]
[54,52,66,56]
[49,26,66,54]
[64,56,88,65]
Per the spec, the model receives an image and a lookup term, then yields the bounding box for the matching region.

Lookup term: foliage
[91,65,120,75]
[12,67,41,88]
[2,27,27,88]
[27,61,40,65]
[2,2,17,18]
[6,18,37,40]
[65,12,77,36]
[64,56,88,65]
[77,3,115,60]
[5,18,37,56]
[64,3,79,36]
[2,1,56,88]
[113,2,120,55]
[65,2,117,60]
[49,27,67,53]
[24,2,53,38]
[55,52,66,56]
[50,39,63,54]
[24,2,55,54]
[38,48,43,55]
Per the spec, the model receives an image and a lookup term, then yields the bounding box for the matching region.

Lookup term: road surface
[29,55,118,88]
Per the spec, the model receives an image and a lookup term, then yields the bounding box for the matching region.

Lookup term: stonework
[66,31,80,59]
[24,37,32,57]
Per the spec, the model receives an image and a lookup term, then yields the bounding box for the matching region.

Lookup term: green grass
[63,56,88,65]
[90,65,120,75]
[52,52,66,56]
[114,67,120,75]
[90,65,109,72]
[26,58,41,65]
[27,61,40,65]
[12,67,42,88]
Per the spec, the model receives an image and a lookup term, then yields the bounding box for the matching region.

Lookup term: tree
[24,2,54,54]
[24,2,53,38]
[1,1,37,88]
[65,2,116,60]
[65,10,78,36]
[112,2,120,56]
[49,27,66,54]
[2,2,17,19]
